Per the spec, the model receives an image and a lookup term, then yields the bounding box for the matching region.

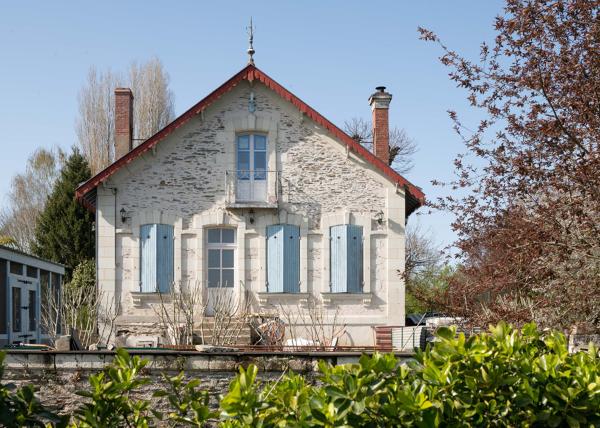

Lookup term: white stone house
[75,63,424,346]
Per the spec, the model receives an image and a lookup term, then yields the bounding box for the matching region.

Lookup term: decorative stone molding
[321,292,373,306]
[257,292,310,305]
[130,291,170,308]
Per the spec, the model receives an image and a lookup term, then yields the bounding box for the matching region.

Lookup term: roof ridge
[75,65,424,214]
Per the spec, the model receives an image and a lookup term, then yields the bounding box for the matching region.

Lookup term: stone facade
[96,79,409,345]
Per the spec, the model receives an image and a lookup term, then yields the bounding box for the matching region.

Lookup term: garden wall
[2,350,412,417]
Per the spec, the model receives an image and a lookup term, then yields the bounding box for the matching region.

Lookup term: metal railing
[225,170,281,205]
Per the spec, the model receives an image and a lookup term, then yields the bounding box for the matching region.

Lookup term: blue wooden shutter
[330,225,347,292]
[330,225,363,293]
[347,225,363,293]
[156,224,174,293]
[267,224,300,293]
[267,225,283,292]
[283,225,300,293]
[140,224,157,292]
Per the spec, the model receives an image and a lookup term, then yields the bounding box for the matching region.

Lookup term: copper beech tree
[417,0,600,330]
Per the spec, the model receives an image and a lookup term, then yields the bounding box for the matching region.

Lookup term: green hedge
[1,322,599,427]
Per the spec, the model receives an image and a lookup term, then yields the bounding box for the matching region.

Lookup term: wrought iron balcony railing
[225,170,281,207]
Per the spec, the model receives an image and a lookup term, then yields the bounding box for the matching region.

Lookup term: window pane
[237,135,250,150]
[12,289,20,333]
[222,249,234,268]
[222,269,234,287]
[208,269,220,288]
[40,271,49,305]
[237,151,250,179]
[254,151,266,180]
[254,151,266,170]
[40,271,49,334]
[28,290,36,331]
[208,250,221,268]
[221,229,235,243]
[10,262,23,275]
[237,151,250,168]
[207,229,221,243]
[254,135,266,151]
[26,266,38,278]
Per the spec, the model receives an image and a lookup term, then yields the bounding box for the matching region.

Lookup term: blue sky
[0,1,503,249]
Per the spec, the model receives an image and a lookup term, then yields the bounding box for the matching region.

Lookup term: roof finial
[247,17,255,65]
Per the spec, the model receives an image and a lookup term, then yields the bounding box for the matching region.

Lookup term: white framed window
[206,228,236,288]
[236,133,267,202]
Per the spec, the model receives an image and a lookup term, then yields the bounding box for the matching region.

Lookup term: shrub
[153,371,216,426]
[1,323,599,427]
[219,322,600,427]
[72,348,154,427]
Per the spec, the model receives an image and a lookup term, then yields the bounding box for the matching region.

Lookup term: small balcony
[225,170,281,209]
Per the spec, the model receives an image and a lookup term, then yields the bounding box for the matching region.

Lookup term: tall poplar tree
[33,148,94,278]
[76,57,175,174]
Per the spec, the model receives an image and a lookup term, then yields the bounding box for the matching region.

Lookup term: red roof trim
[249,68,425,204]
[76,65,425,209]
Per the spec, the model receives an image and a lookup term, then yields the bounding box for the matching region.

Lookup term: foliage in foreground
[1,323,599,427]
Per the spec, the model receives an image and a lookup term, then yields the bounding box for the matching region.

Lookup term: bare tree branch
[0,147,64,252]
[343,117,417,173]
[76,58,175,174]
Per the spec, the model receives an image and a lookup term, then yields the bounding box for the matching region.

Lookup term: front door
[9,277,39,344]
[236,134,267,202]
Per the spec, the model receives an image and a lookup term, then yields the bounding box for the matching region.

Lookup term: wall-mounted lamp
[374,210,384,225]
[248,209,255,225]
[120,208,130,224]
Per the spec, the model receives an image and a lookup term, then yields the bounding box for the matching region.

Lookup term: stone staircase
[193,318,252,346]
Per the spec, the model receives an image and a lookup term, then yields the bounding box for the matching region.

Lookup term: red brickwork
[115,88,133,160]
[372,107,390,165]
[374,326,393,351]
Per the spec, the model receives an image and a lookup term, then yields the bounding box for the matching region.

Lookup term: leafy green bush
[72,348,154,427]
[1,323,599,427]
[219,322,600,427]
[153,371,216,426]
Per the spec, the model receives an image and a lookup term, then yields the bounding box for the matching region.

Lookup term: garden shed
[0,245,64,346]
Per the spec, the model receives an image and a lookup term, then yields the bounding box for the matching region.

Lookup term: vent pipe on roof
[115,88,134,160]
[368,86,392,165]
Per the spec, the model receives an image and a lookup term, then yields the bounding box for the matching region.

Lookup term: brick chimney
[115,88,133,160]
[369,86,392,165]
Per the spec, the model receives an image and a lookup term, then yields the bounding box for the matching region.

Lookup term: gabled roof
[75,64,425,216]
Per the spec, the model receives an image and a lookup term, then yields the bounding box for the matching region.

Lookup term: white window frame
[206,228,237,288]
